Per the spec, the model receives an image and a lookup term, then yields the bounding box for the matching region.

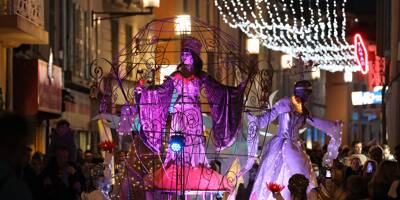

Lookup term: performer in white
[242,80,342,200]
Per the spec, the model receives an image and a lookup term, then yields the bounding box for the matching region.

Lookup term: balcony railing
[0,0,44,26]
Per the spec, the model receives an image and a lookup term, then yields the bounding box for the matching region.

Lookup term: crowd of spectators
[235,139,400,200]
[277,140,400,200]
[0,112,107,200]
[2,111,400,200]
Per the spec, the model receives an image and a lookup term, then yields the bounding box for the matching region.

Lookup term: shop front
[13,59,62,153]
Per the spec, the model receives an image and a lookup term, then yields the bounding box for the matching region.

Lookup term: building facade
[9,0,155,153]
[377,0,400,149]
[0,0,48,153]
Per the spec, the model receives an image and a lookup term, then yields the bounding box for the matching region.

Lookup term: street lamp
[344,71,353,82]
[142,0,160,8]
[175,15,191,35]
[281,54,293,69]
[246,38,260,54]
[311,67,320,80]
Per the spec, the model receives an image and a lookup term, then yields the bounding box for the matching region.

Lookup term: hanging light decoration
[214,0,357,72]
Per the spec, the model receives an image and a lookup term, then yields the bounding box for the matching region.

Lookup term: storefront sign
[368,56,385,91]
[354,33,369,75]
[351,88,382,106]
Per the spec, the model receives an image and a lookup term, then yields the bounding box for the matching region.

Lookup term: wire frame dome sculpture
[90,16,274,199]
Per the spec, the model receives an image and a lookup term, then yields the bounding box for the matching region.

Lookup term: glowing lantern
[175,15,191,35]
[246,38,260,54]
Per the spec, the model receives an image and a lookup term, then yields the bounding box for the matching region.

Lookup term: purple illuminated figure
[243,80,342,200]
[135,36,246,168]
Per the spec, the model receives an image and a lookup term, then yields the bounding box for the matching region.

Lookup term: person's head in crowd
[0,112,31,170]
[117,150,127,163]
[21,146,32,167]
[31,151,44,174]
[91,152,104,164]
[368,145,383,164]
[84,149,93,163]
[32,151,44,163]
[369,160,400,198]
[339,145,351,159]
[352,140,363,154]
[56,119,71,136]
[55,146,70,168]
[350,156,363,172]
[382,144,393,160]
[362,160,377,178]
[394,145,400,161]
[288,174,309,200]
[371,160,400,183]
[76,148,83,163]
[345,175,369,200]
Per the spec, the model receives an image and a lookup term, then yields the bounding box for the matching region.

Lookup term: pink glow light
[354,33,369,75]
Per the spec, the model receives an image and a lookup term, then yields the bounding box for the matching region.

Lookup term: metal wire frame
[90,16,275,199]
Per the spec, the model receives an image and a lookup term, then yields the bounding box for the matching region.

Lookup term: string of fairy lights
[214,0,358,72]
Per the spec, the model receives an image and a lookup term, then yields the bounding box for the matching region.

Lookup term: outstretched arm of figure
[307,117,343,167]
[134,76,174,93]
[134,77,175,154]
[249,96,292,128]
[238,97,292,177]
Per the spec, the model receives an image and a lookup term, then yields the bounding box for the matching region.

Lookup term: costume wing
[136,79,174,153]
[203,74,246,150]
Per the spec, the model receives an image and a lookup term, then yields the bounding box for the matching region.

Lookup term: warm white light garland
[214,0,357,72]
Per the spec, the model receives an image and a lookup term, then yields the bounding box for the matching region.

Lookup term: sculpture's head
[293,80,312,103]
[180,36,203,76]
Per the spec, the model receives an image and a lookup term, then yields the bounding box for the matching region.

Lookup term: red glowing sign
[354,33,369,75]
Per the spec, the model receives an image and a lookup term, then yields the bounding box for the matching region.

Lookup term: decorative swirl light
[214,0,357,72]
